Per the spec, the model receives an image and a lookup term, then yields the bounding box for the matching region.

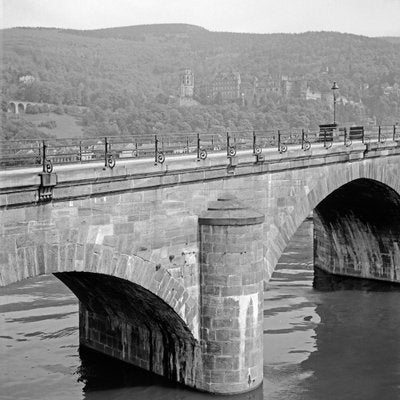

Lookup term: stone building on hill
[211,72,241,101]
[179,69,198,106]
[180,69,194,98]
[179,69,310,106]
[280,76,307,99]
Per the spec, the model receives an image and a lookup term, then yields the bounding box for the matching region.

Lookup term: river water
[1,219,400,400]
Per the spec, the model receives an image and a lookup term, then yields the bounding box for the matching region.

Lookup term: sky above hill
[2,0,400,37]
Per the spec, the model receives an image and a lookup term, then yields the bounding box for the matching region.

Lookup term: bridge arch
[17,103,25,114]
[0,241,199,338]
[55,271,200,384]
[266,165,400,280]
[313,178,400,280]
[7,102,16,113]
[0,200,202,387]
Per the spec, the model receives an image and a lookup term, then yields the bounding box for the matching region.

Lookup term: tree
[26,104,40,114]
[214,92,223,105]
[54,105,64,115]
[155,93,168,104]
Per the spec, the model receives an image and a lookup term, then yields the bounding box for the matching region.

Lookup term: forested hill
[1,24,400,139]
[381,37,400,45]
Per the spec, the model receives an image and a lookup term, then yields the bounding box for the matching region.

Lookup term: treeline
[80,98,360,137]
[1,25,399,139]
[0,113,53,141]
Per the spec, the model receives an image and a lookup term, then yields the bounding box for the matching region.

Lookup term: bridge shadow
[77,346,174,391]
[313,266,400,292]
[78,347,264,399]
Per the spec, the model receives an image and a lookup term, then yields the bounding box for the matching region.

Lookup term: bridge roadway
[1,139,400,394]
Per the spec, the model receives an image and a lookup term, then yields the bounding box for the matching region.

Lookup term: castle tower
[180,69,195,98]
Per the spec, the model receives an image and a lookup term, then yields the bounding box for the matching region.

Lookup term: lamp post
[331,81,339,125]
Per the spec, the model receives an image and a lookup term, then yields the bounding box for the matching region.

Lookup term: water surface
[1,219,400,399]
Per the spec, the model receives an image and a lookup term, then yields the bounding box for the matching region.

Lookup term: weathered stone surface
[199,197,264,394]
[314,179,400,282]
[60,273,202,388]
[199,195,264,226]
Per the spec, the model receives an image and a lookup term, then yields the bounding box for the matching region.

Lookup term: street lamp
[331,81,339,125]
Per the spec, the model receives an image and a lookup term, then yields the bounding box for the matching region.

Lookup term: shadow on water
[77,346,175,392]
[78,346,264,400]
[313,266,400,292]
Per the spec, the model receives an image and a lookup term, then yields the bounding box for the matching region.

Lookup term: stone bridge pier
[198,195,265,393]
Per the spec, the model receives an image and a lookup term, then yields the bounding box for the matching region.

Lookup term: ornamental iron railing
[0,124,398,171]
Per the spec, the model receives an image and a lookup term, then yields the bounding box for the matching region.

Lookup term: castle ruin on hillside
[178,68,316,106]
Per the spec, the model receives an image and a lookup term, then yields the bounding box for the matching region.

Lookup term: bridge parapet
[0,139,399,208]
[1,125,398,172]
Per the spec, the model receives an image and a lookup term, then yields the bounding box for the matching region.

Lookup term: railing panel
[1,124,398,170]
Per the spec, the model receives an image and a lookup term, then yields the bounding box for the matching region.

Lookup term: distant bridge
[0,126,399,394]
[7,100,54,114]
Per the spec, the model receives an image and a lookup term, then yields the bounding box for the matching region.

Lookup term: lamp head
[331,81,339,91]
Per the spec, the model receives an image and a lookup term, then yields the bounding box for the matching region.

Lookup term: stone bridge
[7,100,52,114]
[1,141,399,394]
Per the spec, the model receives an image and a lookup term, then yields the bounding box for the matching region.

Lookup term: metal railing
[0,124,398,171]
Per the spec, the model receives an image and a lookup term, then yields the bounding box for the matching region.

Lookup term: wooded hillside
[1,24,399,140]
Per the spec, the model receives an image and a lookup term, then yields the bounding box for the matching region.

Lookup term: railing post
[37,141,41,166]
[104,137,108,167]
[42,140,47,172]
[253,130,256,152]
[79,140,82,162]
[197,133,200,159]
[226,131,230,156]
[362,127,365,144]
[343,127,347,145]
[393,125,396,141]
[323,129,327,148]
[378,126,381,143]
[277,130,281,151]
[301,129,305,149]
[154,134,158,164]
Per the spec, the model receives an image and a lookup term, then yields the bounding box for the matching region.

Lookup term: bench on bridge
[349,126,365,141]
[318,123,338,143]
